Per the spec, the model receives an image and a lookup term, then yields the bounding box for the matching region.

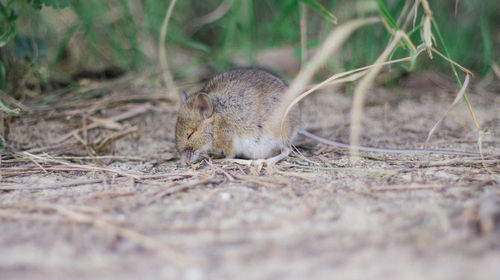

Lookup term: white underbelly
[232,135,283,159]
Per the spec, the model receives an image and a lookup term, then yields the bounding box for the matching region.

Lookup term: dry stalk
[431,48,472,75]
[207,161,235,181]
[285,51,425,122]
[492,63,500,80]
[281,163,398,176]
[0,178,105,191]
[158,0,178,98]
[396,0,411,26]
[424,74,470,149]
[49,155,148,161]
[371,184,445,191]
[300,3,307,69]
[56,105,151,143]
[420,0,434,58]
[277,17,380,138]
[189,0,233,33]
[19,152,142,179]
[93,126,139,152]
[477,130,498,178]
[350,31,403,160]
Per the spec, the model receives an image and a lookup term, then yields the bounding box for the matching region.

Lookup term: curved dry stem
[424,74,470,149]
[300,3,308,68]
[492,63,500,79]
[349,31,403,160]
[159,0,179,98]
[284,52,424,124]
[275,17,380,143]
[189,0,233,32]
[477,130,497,177]
[431,47,473,75]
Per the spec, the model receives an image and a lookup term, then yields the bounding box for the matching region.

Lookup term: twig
[371,184,445,191]
[56,105,151,143]
[0,178,105,191]
[281,163,398,175]
[92,126,139,152]
[158,0,178,97]
[207,161,235,181]
[157,178,221,198]
[18,152,142,179]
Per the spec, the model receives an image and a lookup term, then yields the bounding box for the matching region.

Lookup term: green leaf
[479,16,492,75]
[299,0,337,24]
[376,0,398,30]
[0,24,16,47]
[27,0,71,10]
[0,61,5,90]
[175,38,210,53]
[0,133,5,153]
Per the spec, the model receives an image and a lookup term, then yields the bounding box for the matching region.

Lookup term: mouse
[175,68,479,166]
[175,68,301,166]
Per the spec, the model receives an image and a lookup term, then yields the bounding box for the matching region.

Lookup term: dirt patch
[1,74,499,280]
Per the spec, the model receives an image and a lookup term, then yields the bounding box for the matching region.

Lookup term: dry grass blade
[350,31,403,160]
[87,116,124,130]
[283,50,426,141]
[372,184,445,191]
[56,105,150,143]
[431,47,473,75]
[477,130,498,177]
[19,152,143,179]
[424,74,470,149]
[420,0,434,58]
[189,0,232,32]
[159,0,178,98]
[283,71,367,131]
[93,126,139,152]
[422,15,433,58]
[300,3,307,68]
[0,179,105,190]
[492,63,500,80]
[277,17,380,136]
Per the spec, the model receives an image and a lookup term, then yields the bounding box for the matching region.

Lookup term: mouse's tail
[298,129,480,156]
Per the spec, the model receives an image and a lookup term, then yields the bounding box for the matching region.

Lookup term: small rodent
[175,68,301,165]
[175,68,479,165]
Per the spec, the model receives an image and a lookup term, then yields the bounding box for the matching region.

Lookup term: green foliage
[1,0,499,81]
[0,61,5,89]
[299,0,337,24]
[27,0,70,10]
[0,1,18,47]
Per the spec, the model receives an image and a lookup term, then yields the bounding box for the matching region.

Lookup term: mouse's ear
[179,90,188,104]
[194,93,213,120]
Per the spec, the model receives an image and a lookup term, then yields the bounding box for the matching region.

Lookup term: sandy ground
[0,74,499,280]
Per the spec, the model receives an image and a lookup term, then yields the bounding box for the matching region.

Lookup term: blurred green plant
[1,0,499,83]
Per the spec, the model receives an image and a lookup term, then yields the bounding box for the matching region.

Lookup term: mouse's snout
[180,149,200,166]
[180,150,193,165]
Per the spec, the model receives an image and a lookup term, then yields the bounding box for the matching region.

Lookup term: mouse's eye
[187,131,194,140]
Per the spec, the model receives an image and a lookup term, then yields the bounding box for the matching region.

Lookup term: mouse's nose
[180,150,193,165]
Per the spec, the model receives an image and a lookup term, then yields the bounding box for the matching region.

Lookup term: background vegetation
[0,0,499,96]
